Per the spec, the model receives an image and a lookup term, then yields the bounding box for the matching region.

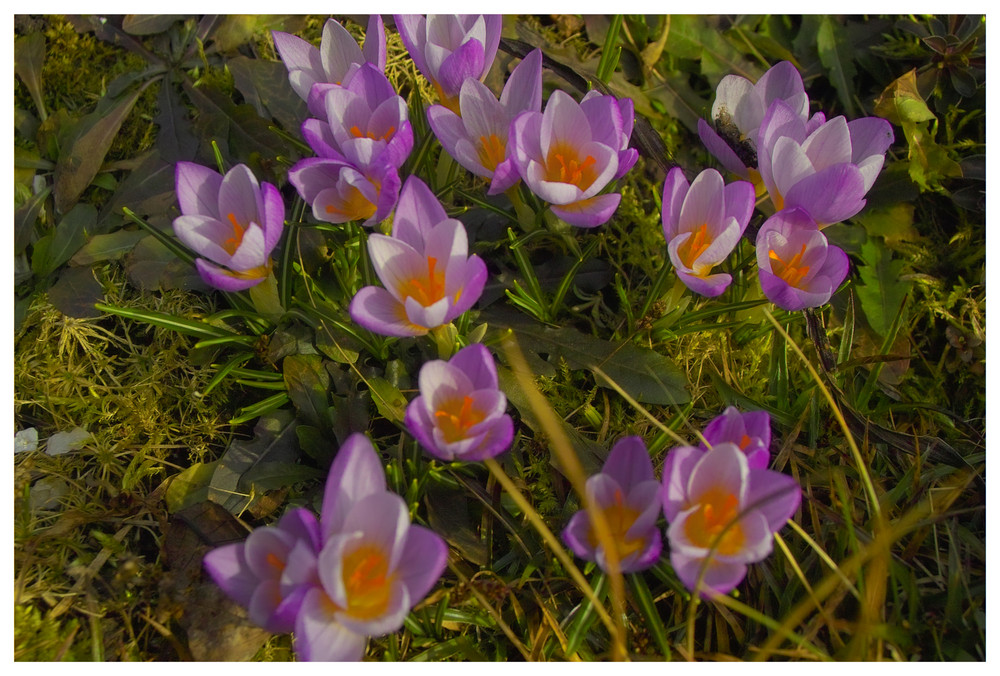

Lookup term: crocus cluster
[204,434,448,661]
[561,408,800,597]
[695,60,894,310]
[349,177,487,337]
[172,162,284,291]
[279,17,410,227]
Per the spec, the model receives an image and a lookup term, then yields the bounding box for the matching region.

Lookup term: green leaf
[228,55,309,135]
[282,355,330,429]
[14,32,46,121]
[240,462,324,493]
[14,185,51,255]
[856,239,911,338]
[165,461,218,513]
[817,16,858,117]
[97,153,176,231]
[368,377,408,425]
[70,229,147,265]
[425,484,487,566]
[31,203,96,277]
[122,15,187,35]
[47,266,104,319]
[154,80,198,162]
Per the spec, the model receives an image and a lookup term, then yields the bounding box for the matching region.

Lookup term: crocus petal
[540,90,592,154]
[320,18,365,85]
[173,214,237,265]
[551,193,621,228]
[217,164,262,231]
[782,163,867,226]
[697,119,751,178]
[227,222,268,272]
[260,182,285,253]
[397,525,448,603]
[175,162,222,217]
[675,268,733,298]
[273,30,326,101]
[687,443,748,506]
[392,177,449,250]
[561,510,595,561]
[602,436,655,491]
[342,492,411,571]
[661,167,690,239]
[436,38,485,99]
[487,158,521,194]
[671,549,748,597]
[661,445,703,522]
[447,343,499,389]
[203,544,258,607]
[321,433,387,538]
[678,169,726,231]
[350,285,427,337]
[500,47,543,114]
[295,587,368,662]
[746,469,802,531]
[394,15,429,77]
[712,74,756,130]
[195,258,266,291]
[801,115,852,169]
[362,14,387,71]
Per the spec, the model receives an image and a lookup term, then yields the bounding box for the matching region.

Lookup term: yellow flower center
[768,243,811,288]
[544,142,598,190]
[676,223,714,272]
[397,255,449,307]
[350,124,396,142]
[684,487,744,556]
[586,488,646,561]
[325,186,377,222]
[223,212,247,256]
[477,134,506,172]
[341,544,394,621]
[434,394,486,443]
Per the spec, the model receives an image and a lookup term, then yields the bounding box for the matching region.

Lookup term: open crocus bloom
[697,61,814,181]
[288,157,400,227]
[395,14,502,113]
[204,508,322,634]
[699,406,772,470]
[510,89,635,227]
[756,208,850,311]
[661,167,755,297]
[405,343,513,461]
[757,99,894,226]
[427,48,543,195]
[562,436,663,574]
[273,15,386,107]
[302,63,413,171]
[662,442,801,596]
[172,162,284,291]
[349,177,487,337]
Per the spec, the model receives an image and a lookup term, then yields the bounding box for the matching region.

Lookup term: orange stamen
[677,223,713,270]
[477,134,506,172]
[545,143,599,190]
[341,545,393,621]
[399,256,447,307]
[434,394,485,443]
[769,243,811,287]
[223,212,246,256]
[684,488,744,555]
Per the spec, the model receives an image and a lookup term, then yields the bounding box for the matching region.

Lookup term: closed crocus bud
[662,442,801,596]
[288,156,400,227]
[757,99,894,226]
[405,343,514,462]
[699,406,772,470]
[510,89,635,228]
[661,167,755,297]
[697,60,815,181]
[394,14,502,113]
[349,177,487,336]
[427,48,543,195]
[273,15,386,108]
[756,208,850,311]
[172,162,284,291]
[561,436,663,574]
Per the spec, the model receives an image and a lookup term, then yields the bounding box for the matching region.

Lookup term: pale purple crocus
[756,208,850,311]
[294,434,448,661]
[757,99,895,226]
[395,14,502,113]
[426,48,543,195]
[562,436,662,574]
[699,406,772,470]
[662,442,801,596]
[349,177,487,337]
[273,15,386,109]
[302,62,413,171]
[510,89,635,227]
[288,156,400,226]
[697,61,816,181]
[172,162,284,291]
[661,167,755,297]
[405,343,514,462]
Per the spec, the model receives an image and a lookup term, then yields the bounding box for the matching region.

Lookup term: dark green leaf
[240,462,324,493]
[425,484,487,566]
[282,354,330,428]
[14,185,51,255]
[97,153,176,231]
[122,15,187,35]
[856,239,911,338]
[368,377,408,425]
[165,461,218,513]
[817,16,858,117]
[70,229,146,265]
[31,203,95,277]
[126,232,206,291]
[14,32,46,120]
[47,266,104,318]
[155,80,198,162]
[228,55,309,135]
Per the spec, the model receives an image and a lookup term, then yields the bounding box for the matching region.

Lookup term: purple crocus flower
[426,48,543,195]
[172,162,284,291]
[757,99,895,226]
[662,442,801,596]
[394,14,502,113]
[697,61,816,181]
[661,167,755,297]
[561,436,662,574]
[756,208,850,311]
[288,156,400,227]
[405,343,514,461]
[302,62,413,171]
[699,406,771,470]
[349,177,488,337]
[273,15,386,107]
[510,89,635,228]
[294,434,448,661]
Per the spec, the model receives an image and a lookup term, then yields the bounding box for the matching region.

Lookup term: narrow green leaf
[817,16,857,117]
[95,302,236,339]
[14,32,47,121]
[31,203,96,277]
[630,573,671,659]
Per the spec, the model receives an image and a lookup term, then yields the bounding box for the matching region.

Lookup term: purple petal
[562,510,596,562]
[746,468,802,531]
[350,286,427,337]
[782,163,867,226]
[675,268,732,298]
[687,443,748,506]
[319,18,365,85]
[678,168,726,232]
[448,343,499,389]
[203,543,258,607]
[671,549,748,597]
[661,445,703,522]
[392,177,448,250]
[295,587,367,661]
[661,167,690,239]
[436,38,485,100]
[500,47,543,114]
[602,436,655,491]
[321,433,387,539]
[272,30,325,101]
[363,15,387,71]
[550,193,621,228]
[398,525,448,603]
[175,162,222,217]
[487,158,521,194]
[697,119,750,178]
[195,258,266,291]
[259,182,285,253]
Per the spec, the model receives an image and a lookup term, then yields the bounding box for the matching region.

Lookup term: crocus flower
[426,48,543,195]
[697,60,816,181]
[302,62,413,171]
[405,343,514,461]
[273,15,386,107]
[394,14,502,113]
[661,167,755,297]
[349,177,487,337]
[756,208,849,311]
[757,99,895,226]
[204,508,321,633]
[295,434,448,661]
[288,156,400,226]
[699,406,771,470]
[510,89,635,227]
[562,436,662,573]
[662,442,801,596]
[172,162,284,291]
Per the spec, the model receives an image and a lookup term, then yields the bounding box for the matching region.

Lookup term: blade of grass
[630,573,672,659]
